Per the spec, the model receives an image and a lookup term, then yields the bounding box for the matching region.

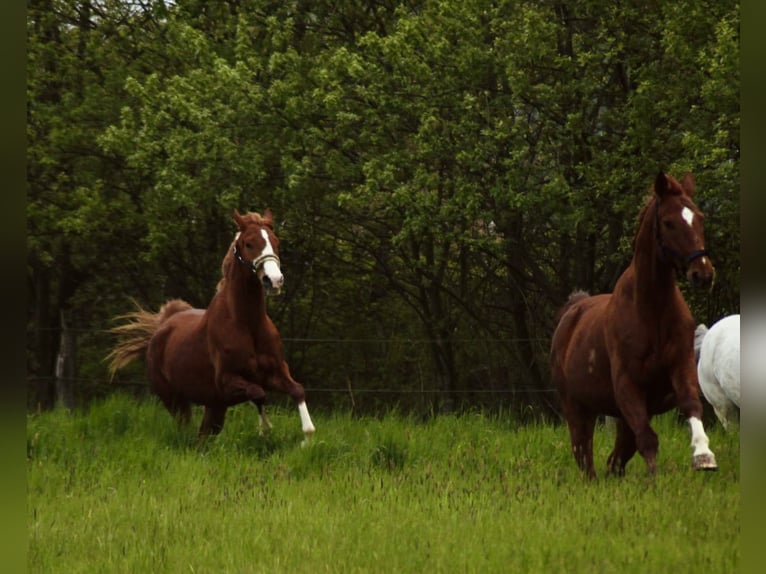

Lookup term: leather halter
[653,197,708,266]
[232,244,281,273]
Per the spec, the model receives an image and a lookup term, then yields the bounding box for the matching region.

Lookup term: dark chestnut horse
[550,172,717,478]
[107,209,315,441]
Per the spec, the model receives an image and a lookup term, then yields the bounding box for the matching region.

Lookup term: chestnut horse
[107,209,315,441]
[550,172,717,478]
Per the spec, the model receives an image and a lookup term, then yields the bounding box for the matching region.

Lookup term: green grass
[27,394,739,573]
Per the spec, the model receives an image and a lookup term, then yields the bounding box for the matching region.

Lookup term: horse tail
[555,290,590,324]
[694,323,709,363]
[106,298,193,380]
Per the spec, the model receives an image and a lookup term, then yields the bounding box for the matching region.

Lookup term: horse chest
[620,337,672,372]
[634,354,671,385]
[218,334,278,377]
[611,327,682,387]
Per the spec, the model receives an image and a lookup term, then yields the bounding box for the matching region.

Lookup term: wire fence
[28,327,559,418]
[28,374,557,395]
[31,325,549,345]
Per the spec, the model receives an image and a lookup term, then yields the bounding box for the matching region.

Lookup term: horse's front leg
[254,400,273,436]
[606,417,638,476]
[673,360,718,470]
[231,357,273,435]
[217,370,268,434]
[273,361,315,444]
[687,417,717,470]
[198,405,227,440]
[613,371,659,474]
[297,401,315,446]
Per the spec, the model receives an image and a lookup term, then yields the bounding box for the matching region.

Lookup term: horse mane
[631,195,653,252]
[630,176,686,252]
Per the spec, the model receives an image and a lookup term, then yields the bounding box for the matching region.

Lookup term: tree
[27,0,739,416]
[27,0,173,408]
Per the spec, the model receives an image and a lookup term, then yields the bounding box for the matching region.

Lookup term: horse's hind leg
[714,399,739,431]
[198,406,227,440]
[172,399,192,427]
[147,356,192,427]
[157,393,192,427]
[562,402,597,479]
[606,418,637,476]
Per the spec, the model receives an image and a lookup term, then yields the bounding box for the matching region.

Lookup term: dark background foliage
[27,0,739,419]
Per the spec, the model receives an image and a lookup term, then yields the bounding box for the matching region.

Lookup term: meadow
[27,394,739,573]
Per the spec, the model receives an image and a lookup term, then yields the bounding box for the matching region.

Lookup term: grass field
[27,394,739,573]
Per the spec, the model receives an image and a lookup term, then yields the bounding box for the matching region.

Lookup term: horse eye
[663,221,675,230]
[245,243,253,249]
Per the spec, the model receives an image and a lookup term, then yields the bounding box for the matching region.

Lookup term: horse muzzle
[250,252,283,294]
[686,252,714,289]
[257,265,284,295]
[260,273,283,295]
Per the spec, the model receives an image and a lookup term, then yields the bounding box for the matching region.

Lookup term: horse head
[652,172,714,289]
[231,208,284,294]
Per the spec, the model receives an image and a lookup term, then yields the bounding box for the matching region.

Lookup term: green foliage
[27,0,739,412]
[28,395,739,573]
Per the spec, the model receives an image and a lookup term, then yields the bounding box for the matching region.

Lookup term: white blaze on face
[681,206,694,227]
[259,229,283,289]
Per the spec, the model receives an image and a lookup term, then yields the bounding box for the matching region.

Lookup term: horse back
[146,308,217,401]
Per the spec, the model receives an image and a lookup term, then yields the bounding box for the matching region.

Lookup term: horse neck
[224,266,268,323]
[628,203,678,310]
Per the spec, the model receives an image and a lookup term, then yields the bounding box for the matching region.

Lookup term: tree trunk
[31,266,56,411]
[55,310,77,411]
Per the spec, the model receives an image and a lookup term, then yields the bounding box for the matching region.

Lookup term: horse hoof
[300,433,314,448]
[693,453,718,471]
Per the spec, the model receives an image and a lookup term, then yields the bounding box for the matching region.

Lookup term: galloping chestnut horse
[107,209,315,441]
[550,172,717,478]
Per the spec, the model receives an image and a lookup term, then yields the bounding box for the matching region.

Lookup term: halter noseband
[653,198,708,266]
[233,244,281,273]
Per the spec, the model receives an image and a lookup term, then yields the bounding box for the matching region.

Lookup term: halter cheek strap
[653,199,709,267]
[233,245,281,272]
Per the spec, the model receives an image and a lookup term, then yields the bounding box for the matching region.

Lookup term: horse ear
[654,172,669,197]
[263,208,274,228]
[681,172,696,197]
[233,209,247,231]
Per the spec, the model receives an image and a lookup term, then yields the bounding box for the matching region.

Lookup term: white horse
[694,314,740,430]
